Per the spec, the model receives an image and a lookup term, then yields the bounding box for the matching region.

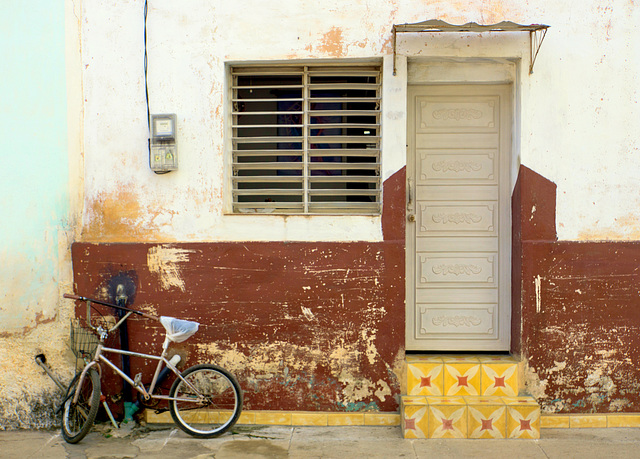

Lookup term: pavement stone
[3,423,640,458]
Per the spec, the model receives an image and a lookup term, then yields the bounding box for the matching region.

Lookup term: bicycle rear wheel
[169,363,242,438]
[61,368,100,444]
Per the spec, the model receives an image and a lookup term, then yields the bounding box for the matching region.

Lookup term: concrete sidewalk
[2,423,640,459]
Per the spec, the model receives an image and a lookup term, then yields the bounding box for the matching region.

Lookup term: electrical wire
[144,0,150,159]
[144,0,169,174]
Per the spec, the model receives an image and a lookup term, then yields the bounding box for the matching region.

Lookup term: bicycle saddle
[160,316,200,343]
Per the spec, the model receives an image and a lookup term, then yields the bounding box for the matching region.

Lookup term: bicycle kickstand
[101,394,119,429]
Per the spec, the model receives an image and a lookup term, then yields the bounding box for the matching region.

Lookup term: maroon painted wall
[70,169,406,413]
[514,165,640,414]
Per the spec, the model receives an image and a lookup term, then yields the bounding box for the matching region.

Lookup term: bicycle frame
[62,293,242,443]
[73,333,204,406]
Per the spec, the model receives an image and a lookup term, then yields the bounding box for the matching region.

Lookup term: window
[231,64,381,214]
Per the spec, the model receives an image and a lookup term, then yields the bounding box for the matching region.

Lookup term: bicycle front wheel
[169,363,242,438]
[61,368,100,444]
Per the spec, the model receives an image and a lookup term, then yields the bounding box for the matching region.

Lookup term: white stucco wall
[80,0,640,243]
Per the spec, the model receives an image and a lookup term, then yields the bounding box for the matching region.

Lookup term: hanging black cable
[144,0,150,155]
[144,0,169,174]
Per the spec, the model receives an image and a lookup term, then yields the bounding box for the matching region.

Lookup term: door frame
[404,60,519,352]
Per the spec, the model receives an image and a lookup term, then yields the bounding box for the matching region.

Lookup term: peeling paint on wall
[71,226,406,412]
[313,27,346,57]
[147,245,195,292]
[534,275,542,314]
[195,334,395,412]
[515,165,640,414]
[522,363,548,405]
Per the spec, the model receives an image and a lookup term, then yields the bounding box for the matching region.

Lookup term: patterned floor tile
[407,362,444,395]
[503,396,540,439]
[402,397,429,439]
[481,362,518,396]
[465,396,506,439]
[444,362,481,396]
[426,396,467,438]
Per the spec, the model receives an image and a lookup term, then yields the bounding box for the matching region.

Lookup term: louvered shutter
[231,65,381,214]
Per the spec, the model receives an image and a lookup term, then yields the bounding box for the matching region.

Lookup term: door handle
[407,178,415,222]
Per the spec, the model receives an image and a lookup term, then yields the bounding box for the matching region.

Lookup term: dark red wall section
[511,166,558,355]
[71,169,406,413]
[514,165,640,413]
[73,163,640,415]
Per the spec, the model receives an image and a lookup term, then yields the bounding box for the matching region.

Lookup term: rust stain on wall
[377,4,398,54]
[84,190,140,239]
[0,310,57,338]
[83,189,181,242]
[577,213,640,241]
[307,26,347,57]
[83,190,146,241]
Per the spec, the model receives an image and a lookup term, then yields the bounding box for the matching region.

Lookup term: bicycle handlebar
[63,293,159,321]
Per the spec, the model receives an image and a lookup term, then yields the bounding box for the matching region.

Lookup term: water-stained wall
[514,166,640,414]
[0,0,81,429]
[79,0,640,244]
[71,170,406,412]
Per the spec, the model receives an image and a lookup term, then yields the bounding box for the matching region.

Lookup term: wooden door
[406,84,512,351]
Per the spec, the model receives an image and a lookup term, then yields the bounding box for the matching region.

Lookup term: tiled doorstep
[145,410,640,429]
[401,395,540,439]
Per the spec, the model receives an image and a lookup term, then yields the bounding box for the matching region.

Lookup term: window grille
[231,64,381,214]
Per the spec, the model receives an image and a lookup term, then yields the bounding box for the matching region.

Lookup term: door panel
[420,149,498,184]
[406,84,512,351]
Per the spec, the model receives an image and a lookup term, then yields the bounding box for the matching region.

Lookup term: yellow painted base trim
[145,410,640,429]
[145,410,400,427]
[541,413,640,429]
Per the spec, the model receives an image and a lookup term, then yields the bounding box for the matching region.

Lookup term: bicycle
[60,293,243,444]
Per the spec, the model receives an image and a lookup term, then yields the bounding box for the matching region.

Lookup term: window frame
[226,62,382,216]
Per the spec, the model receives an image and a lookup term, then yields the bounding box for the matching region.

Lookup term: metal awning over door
[392,19,549,75]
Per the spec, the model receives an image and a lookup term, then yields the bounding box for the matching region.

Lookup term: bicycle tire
[61,368,101,444]
[169,363,243,438]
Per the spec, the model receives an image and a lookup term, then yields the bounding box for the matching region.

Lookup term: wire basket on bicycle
[70,319,100,359]
[69,317,117,364]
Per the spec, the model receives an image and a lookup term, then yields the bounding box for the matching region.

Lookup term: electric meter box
[150,114,177,172]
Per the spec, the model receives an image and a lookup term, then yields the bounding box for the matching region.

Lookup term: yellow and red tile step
[467,396,507,439]
[403,355,539,439]
[406,355,518,397]
[401,394,540,439]
[504,396,541,439]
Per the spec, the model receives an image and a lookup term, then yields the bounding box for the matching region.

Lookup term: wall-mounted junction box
[150,114,177,172]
